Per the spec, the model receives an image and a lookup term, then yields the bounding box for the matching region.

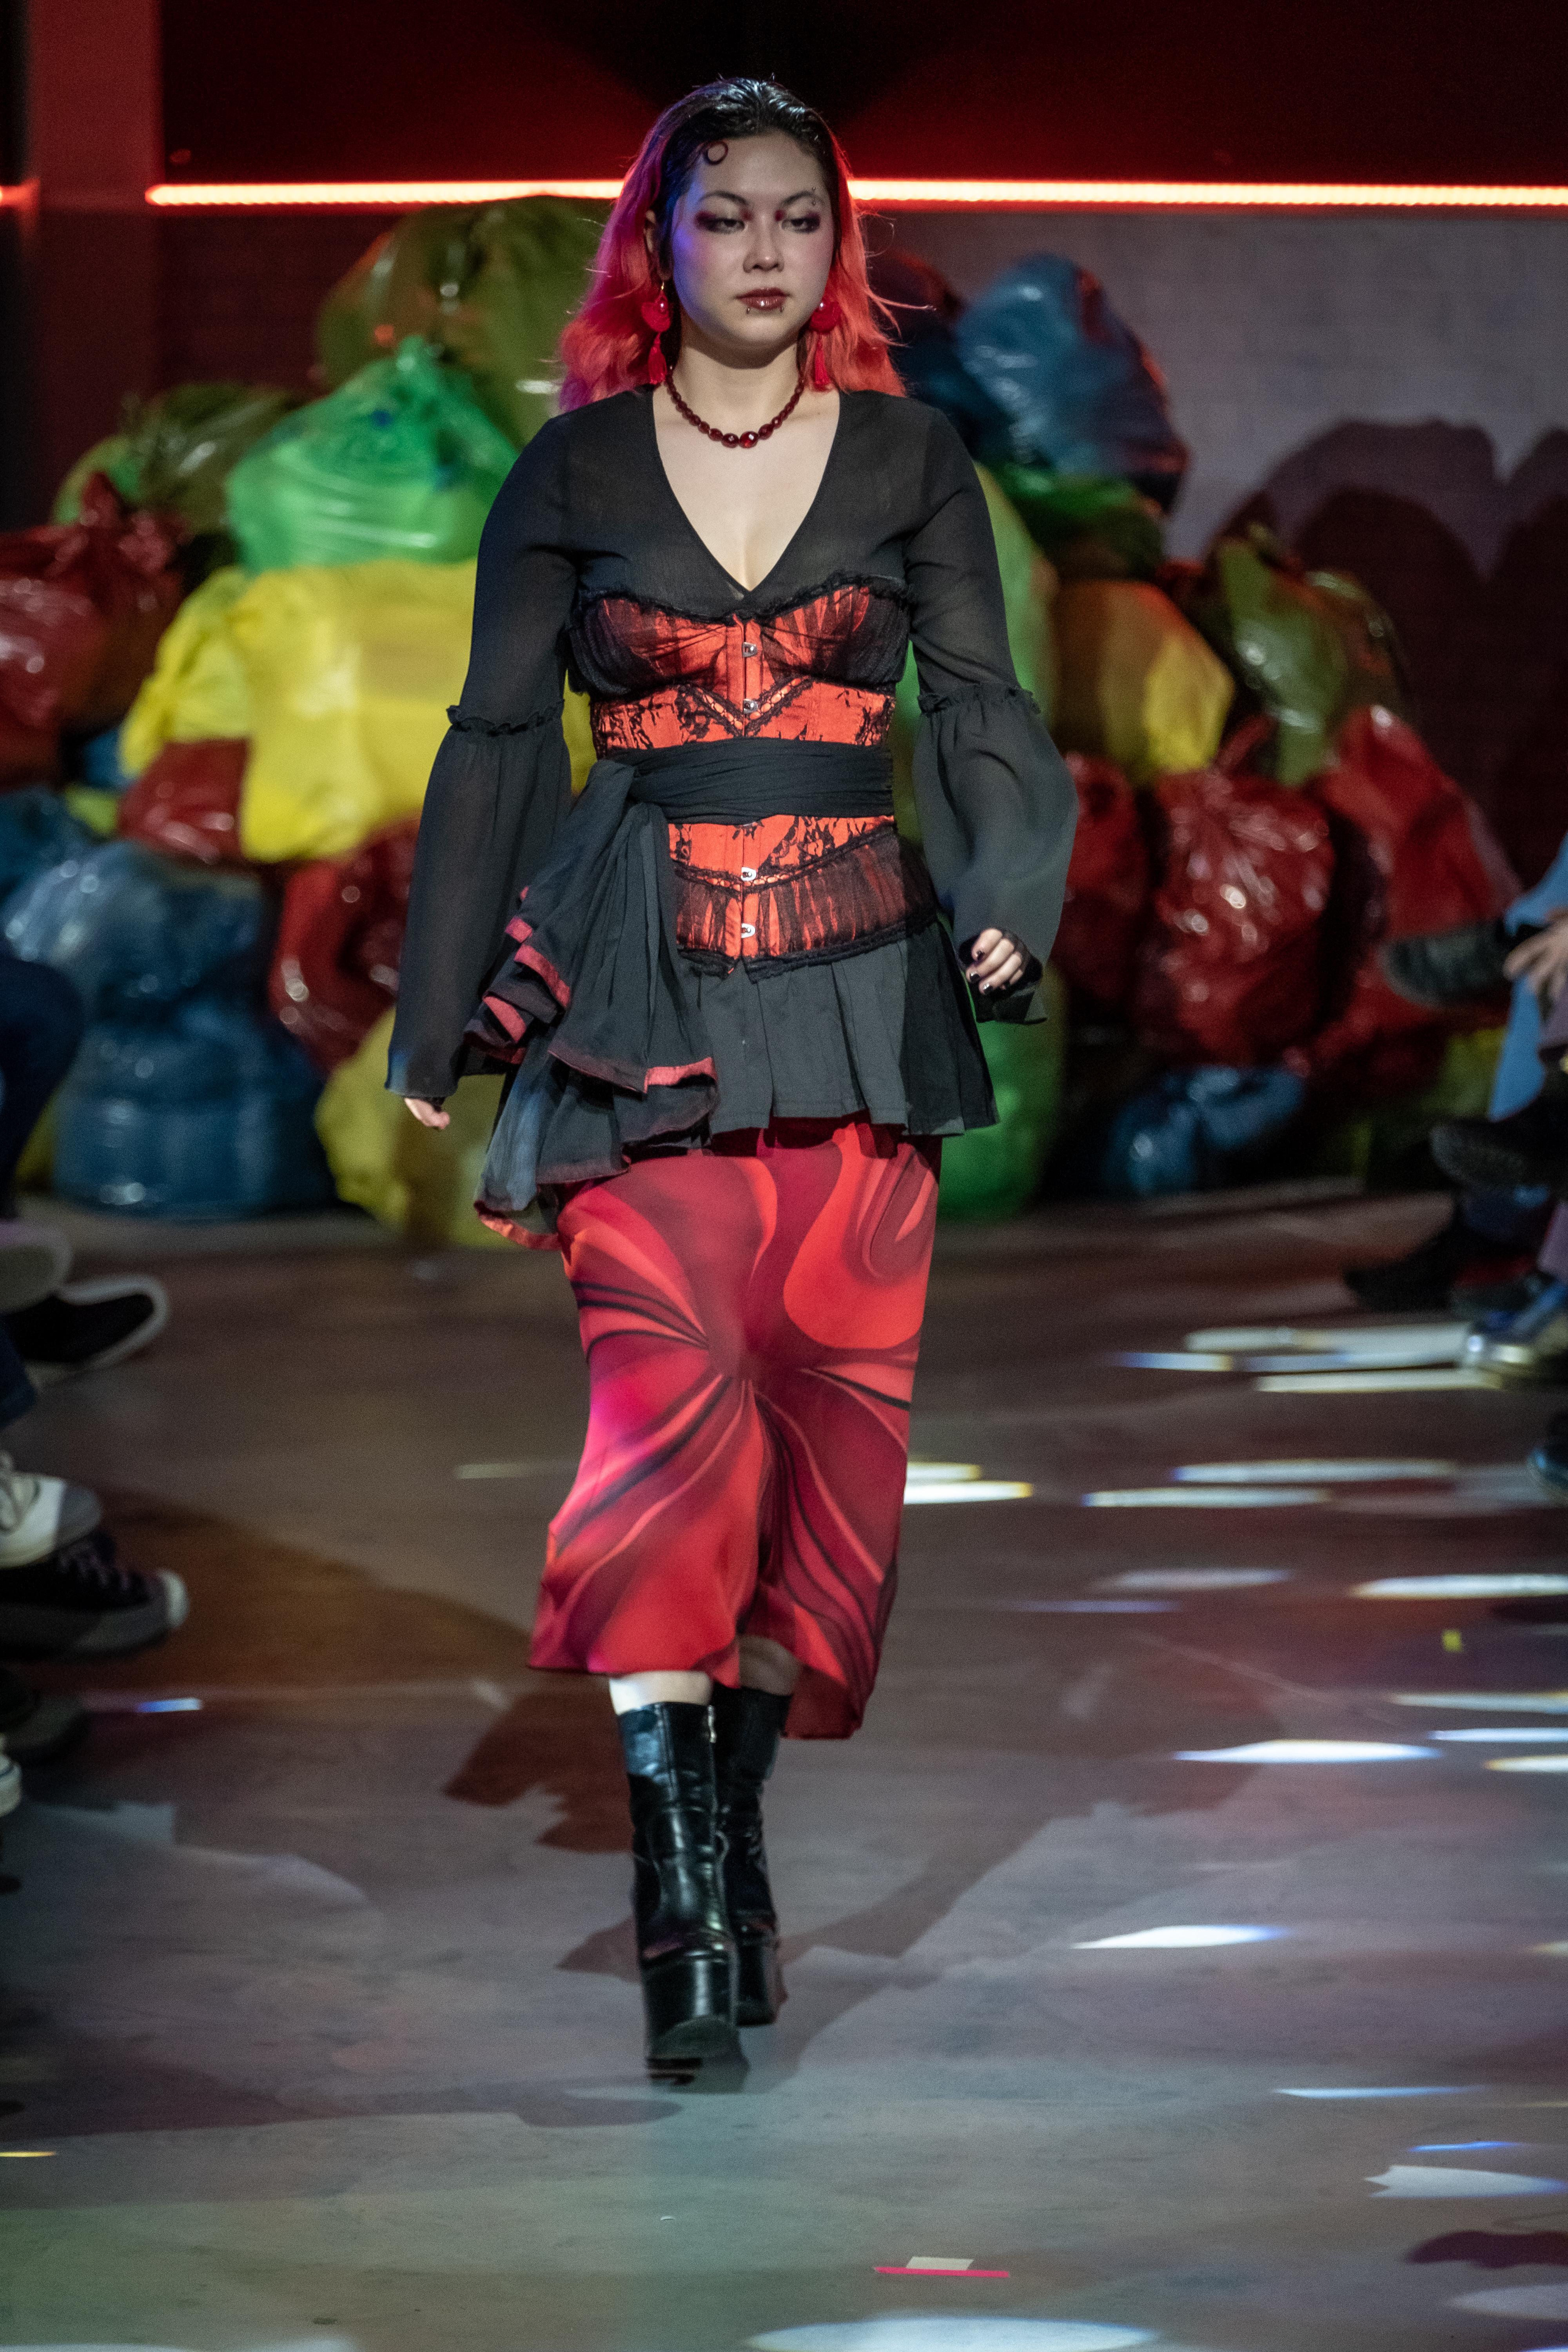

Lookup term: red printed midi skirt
[528,1117,940,1738]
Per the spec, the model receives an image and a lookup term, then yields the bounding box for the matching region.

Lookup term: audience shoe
[7,1278,170,1381]
[1528,1412,1568,1500]
[0,1221,73,1316]
[0,1665,88,1764]
[0,1452,101,1566]
[1432,1083,1568,1196]
[1345,1205,1525,1312]
[1461,1278,1568,1385]
[1379,916,1518,1009]
[0,1527,188,1659]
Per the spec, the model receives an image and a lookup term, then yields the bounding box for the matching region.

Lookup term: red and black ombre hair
[558,78,904,410]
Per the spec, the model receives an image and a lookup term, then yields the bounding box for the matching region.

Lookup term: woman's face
[651,131,835,363]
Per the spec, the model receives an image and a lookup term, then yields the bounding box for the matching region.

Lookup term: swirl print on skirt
[529,1117,941,1739]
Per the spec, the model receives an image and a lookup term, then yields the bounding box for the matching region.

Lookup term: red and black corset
[568,578,932,970]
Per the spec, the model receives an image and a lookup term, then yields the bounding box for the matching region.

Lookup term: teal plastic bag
[938,967,1067,1221]
[225,338,517,572]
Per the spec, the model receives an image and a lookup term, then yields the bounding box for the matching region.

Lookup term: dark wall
[158,0,1568,184]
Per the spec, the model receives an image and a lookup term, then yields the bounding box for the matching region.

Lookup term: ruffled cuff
[911,679,1078,976]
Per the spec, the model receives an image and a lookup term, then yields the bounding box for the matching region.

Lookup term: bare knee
[738,1636,800,1695]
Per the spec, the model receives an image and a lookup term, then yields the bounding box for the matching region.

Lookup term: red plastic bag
[269,823,419,1072]
[1286,706,1511,1096]
[117,739,249,867]
[0,474,184,749]
[1132,724,1334,1065]
[1053,754,1149,1008]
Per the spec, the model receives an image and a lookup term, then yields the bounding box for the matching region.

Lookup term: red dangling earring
[641,281,672,386]
[809,287,842,391]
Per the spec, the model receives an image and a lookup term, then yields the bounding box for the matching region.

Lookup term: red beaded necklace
[664,368,806,449]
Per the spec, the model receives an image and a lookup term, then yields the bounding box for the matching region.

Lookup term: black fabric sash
[628,737,893,822]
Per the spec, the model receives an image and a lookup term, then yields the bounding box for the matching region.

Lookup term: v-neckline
[643,385,846,606]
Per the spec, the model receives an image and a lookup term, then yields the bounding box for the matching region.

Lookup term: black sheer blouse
[387,386,1076,1105]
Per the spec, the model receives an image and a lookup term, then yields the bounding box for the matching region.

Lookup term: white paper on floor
[751,2326,1157,2351]
[1370,2164,1567,2196]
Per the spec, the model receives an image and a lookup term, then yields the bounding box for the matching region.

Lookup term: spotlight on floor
[1074,1924,1282,1948]
[1178,1740,1436,1762]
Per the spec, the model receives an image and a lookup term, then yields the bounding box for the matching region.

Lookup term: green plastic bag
[318,196,608,450]
[1199,526,1409,786]
[938,966,1067,1221]
[989,465,1166,582]
[225,338,517,572]
[54,384,299,535]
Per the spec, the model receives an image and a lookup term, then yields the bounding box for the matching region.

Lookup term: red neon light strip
[144,176,1568,213]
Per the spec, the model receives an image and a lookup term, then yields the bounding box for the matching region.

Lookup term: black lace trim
[572,570,913,630]
[672,821,896,891]
[445,705,561,737]
[917,682,1042,719]
[681,902,940,977]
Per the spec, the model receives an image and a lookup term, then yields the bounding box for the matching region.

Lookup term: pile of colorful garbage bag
[0,205,1513,1235]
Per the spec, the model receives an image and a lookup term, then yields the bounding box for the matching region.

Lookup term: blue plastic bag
[1099,1067,1306,1199]
[1,840,269,1016]
[956,253,1188,506]
[0,788,95,909]
[54,998,334,1218]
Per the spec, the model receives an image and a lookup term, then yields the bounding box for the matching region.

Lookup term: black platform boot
[711,1682,791,2026]
[617,1701,740,2065]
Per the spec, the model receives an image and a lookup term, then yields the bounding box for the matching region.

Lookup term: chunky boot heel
[712,1682,791,2026]
[618,1702,741,2065]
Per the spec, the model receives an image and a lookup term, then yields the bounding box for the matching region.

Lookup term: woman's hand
[965,927,1031,996]
[403,1096,451,1130]
[1504,909,1568,1008]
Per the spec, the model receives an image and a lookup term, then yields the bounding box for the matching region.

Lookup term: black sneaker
[1529,1411,1568,1501]
[1379,917,1517,1010]
[1344,1206,1515,1312]
[0,1666,89,1764]
[0,1528,189,1659]
[5,1278,169,1380]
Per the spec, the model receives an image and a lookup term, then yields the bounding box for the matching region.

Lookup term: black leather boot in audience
[617,1701,740,2065]
[712,1682,792,2026]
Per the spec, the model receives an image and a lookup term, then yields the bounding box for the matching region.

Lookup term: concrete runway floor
[3,1184,1568,2352]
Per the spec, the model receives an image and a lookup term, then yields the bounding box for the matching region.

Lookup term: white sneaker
[0,1746,19,1818]
[0,1221,73,1316]
[0,1453,102,1568]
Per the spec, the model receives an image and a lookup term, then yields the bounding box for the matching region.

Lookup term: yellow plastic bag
[1052,579,1233,786]
[234,561,475,862]
[119,566,253,777]
[314,1007,510,1247]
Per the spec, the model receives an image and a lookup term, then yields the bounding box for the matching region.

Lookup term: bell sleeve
[386,423,579,1098]
[906,407,1077,1022]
